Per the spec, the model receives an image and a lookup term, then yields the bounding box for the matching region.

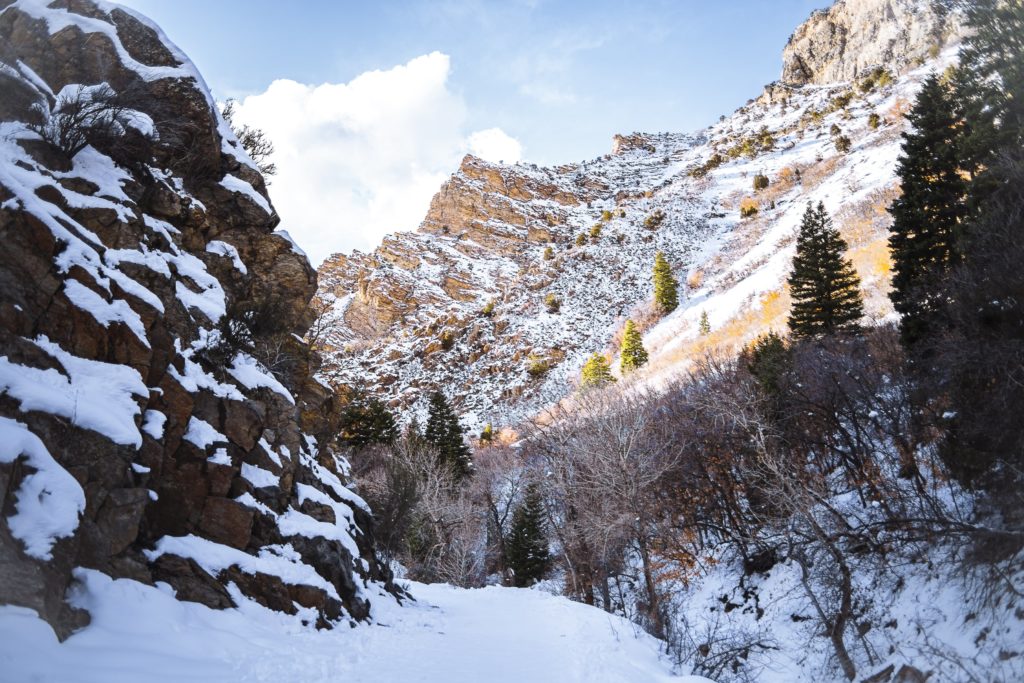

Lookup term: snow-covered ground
[0,570,707,683]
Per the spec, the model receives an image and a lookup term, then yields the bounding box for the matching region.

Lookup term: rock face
[780,0,960,86]
[0,0,395,638]
[316,133,710,426]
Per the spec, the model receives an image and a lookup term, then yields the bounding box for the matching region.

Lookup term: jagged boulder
[0,0,396,639]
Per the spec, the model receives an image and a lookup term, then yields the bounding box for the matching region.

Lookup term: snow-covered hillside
[635,49,958,387]
[0,571,707,683]
[315,5,963,430]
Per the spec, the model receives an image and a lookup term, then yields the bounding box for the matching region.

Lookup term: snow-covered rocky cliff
[0,0,396,637]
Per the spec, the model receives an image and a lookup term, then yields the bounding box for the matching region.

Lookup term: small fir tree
[580,353,616,389]
[652,251,679,315]
[505,484,550,587]
[480,423,494,444]
[888,75,967,348]
[698,310,711,336]
[424,391,473,480]
[744,331,789,396]
[619,320,648,373]
[340,390,398,448]
[787,202,865,338]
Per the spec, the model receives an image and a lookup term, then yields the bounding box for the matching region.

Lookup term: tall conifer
[787,202,864,338]
[340,390,398,448]
[505,484,550,587]
[888,75,967,347]
[619,320,648,373]
[424,391,473,481]
[652,252,679,315]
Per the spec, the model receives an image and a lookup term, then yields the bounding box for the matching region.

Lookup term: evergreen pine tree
[925,2,1024,487]
[959,0,1024,157]
[424,391,473,481]
[480,423,494,444]
[505,484,550,587]
[340,390,398,448]
[699,310,710,336]
[580,352,616,389]
[652,251,679,315]
[888,75,967,347]
[619,319,648,373]
[787,202,865,338]
[745,331,789,397]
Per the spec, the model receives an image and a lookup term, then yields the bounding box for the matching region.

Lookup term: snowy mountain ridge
[315,0,964,430]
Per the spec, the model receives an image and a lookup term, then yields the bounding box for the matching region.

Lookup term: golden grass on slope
[755,164,804,208]
[800,155,843,190]
[646,288,791,378]
[646,182,901,377]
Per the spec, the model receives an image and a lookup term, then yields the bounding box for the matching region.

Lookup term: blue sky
[120,0,828,262]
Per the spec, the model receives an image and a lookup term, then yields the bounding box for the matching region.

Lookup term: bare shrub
[528,387,678,634]
[666,610,777,683]
[351,430,527,587]
[30,83,154,161]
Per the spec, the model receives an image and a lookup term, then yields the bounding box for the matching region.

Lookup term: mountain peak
[780,0,961,86]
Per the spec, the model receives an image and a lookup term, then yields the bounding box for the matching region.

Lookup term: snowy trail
[0,570,705,682]
[340,583,692,683]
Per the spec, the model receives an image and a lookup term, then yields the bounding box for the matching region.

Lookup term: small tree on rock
[221,99,277,177]
[619,320,648,373]
[787,202,864,338]
[505,484,550,587]
[652,251,679,315]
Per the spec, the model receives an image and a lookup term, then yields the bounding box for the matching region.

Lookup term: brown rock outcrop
[780,0,961,86]
[0,0,396,638]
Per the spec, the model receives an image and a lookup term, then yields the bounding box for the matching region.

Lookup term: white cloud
[231,52,521,265]
[467,128,522,163]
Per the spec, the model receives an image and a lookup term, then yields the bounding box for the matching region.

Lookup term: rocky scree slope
[316,0,963,429]
[0,0,395,638]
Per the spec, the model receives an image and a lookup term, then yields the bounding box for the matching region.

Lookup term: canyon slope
[316,0,962,429]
